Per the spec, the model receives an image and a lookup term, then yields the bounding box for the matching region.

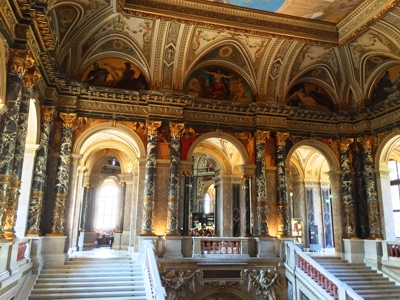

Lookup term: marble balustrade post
[140,120,161,236]
[276,132,291,237]
[48,113,77,236]
[26,106,55,236]
[255,130,270,236]
[166,122,185,236]
[360,136,383,239]
[339,138,357,238]
[118,182,126,233]
[0,50,35,240]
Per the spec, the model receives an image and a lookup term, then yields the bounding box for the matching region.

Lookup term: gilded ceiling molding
[121,0,338,46]
[175,24,191,90]
[338,0,400,45]
[76,100,148,116]
[183,111,254,127]
[152,20,168,90]
[0,0,18,40]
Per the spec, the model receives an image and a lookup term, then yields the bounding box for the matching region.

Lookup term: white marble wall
[130,159,146,251]
[376,168,396,240]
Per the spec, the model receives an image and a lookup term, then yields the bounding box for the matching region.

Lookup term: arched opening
[287,142,339,252]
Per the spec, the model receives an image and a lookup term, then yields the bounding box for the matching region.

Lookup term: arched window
[389,159,400,238]
[94,178,120,231]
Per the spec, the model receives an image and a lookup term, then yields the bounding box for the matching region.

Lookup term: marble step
[31,285,145,293]
[29,290,147,300]
[40,267,142,273]
[34,280,145,288]
[38,271,143,278]
[35,276,143,283]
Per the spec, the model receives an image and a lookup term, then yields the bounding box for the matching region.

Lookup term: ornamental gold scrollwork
[276,132,290,146]
[255,130,270,144]
[146,120,162,135]
[169,122,185,137]
[59,113,77,128]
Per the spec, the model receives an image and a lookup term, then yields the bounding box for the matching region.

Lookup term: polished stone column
[80,184,93,232]
[117,182,126,233]
[182,171,192,236]
[0,50,35,240]
[140,120,161,235]
[5,75,39,240]
[25,106,55,237]
[166,122,185,236]
[48,113,77,236]
[255,130,270,236]
[360,136,383,239]
[340,138,357,238]
[276,132,291,237]
[242,175,251,236]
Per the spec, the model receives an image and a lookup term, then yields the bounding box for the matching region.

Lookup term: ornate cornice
[338,0,399,45]
[122,0,338,46]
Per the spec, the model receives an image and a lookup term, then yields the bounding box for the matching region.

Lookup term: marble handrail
[143,240,167,300]
[285,241,362,300]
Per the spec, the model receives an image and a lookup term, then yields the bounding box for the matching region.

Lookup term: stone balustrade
[285,241,362,300]
[192,237,251,258]
[386,241,400,257]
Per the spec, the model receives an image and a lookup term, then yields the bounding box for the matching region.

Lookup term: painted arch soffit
[78,128,141,160]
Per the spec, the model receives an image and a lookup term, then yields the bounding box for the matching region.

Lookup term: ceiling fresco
[207,0,364,23]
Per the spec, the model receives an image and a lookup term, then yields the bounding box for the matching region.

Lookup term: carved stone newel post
[48,112,77,235]
[276,132,291,237]
[0,50,34,240]
[140,120,161,235]
[360,136,382,239]
[26,106,55,236]
[255,130,270,236]
[166,122,185,236]
[340,138,357,238]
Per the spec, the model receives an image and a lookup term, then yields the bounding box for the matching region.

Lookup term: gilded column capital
[276,132,290,146]
[59,112,77,128]
[8,49,35,76]
[359,136,373,149]
[41,105,56,122]
[146,120,161,135]
[23,70,40,88]
[169,122,185,137]
[339,138,353,151]
[255,130,270,144]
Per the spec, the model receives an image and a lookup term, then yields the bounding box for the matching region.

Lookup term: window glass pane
[391,186,400,210]
[389,160,398,180]
[94,179,120,232]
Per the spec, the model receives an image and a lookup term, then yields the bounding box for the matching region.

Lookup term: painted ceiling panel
[206,0,364,23]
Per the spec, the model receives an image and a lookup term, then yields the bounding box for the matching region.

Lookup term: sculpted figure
[161,269,200,300]
[244,268,279,300]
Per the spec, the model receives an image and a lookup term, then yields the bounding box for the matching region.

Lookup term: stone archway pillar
[375,167,395,240]
[276,132,291,237]
[140,121,161,236]
[360,136,383,240]
[327,171,343,253]
[255,130,270,236]
[340,138,357,238]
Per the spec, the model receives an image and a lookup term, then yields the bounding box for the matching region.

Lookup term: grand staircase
[28,256,148,300]
[313,257,400,300]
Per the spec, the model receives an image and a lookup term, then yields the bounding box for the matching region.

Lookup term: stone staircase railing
[142,240,167,300]
[192,237,251,258]
[284,241,362,300]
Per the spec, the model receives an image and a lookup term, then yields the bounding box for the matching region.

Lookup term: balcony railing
[192,237,251,258]
[285,241,362,300]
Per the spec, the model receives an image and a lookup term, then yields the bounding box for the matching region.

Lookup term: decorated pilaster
[26,106,55,236]
[140,120,161,235]
[360,136,382,239]
[182,171,192,236]
[276,132,291,237]
[340,138,357,238]
[118,182,126,233]
[48,112,77,235]
[166,122,185,236]
[255,130,270,236]
[0,50,34,240]
[80,184,93,232]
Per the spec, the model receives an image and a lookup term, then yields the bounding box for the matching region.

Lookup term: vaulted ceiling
[37,0,399,112]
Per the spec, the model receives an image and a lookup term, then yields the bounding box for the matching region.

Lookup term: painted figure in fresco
[286,84,332,111]
[85,62,109,86]
[180,127,196,160]
[104,62,135,88]
[371,71,392,106]
[231,77,246,102]
[205,68,235,99]
[188,74,207,98]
